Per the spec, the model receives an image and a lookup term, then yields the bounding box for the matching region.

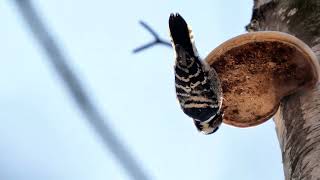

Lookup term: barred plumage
[169,13,223,135]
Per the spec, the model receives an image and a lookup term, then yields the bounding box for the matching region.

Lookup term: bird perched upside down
[169,13,223,134]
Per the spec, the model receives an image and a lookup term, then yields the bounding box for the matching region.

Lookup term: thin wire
[11,1,151,180]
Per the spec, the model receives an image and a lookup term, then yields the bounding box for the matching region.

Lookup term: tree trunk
[246,0,320,179]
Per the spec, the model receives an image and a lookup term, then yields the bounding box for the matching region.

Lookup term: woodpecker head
[169,13,224,135]
[193,110,223,135]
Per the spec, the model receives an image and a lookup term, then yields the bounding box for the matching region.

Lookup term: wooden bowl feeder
[205,31,320,127]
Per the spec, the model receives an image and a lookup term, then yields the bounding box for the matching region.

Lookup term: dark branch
[12,1,151,180]
[133,41,158,53]
[139,21,160,39]
[133,21,171,53]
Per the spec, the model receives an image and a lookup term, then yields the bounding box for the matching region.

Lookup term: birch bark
[246,0,320,179]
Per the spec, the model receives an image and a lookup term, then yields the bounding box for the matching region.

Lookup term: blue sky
[0,0,284,179]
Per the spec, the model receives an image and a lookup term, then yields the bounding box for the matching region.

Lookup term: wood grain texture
[248,0,320,179]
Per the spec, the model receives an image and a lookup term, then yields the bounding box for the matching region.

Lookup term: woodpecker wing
[205,62,223,113]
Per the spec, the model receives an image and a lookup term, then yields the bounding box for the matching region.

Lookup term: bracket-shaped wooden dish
[205,31,320,127]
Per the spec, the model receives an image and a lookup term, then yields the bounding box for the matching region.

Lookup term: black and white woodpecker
[169,13,223,135]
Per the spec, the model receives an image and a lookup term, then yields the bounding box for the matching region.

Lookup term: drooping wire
[11,1,151,180]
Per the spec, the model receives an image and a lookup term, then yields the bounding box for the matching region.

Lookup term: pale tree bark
[246,0,320,179]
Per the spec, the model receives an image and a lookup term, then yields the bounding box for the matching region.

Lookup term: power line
[11,1,151,180]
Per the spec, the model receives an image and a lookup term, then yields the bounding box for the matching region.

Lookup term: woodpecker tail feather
[169,13,196,57]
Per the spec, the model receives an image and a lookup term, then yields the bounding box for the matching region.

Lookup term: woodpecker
[169,13,223,135]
